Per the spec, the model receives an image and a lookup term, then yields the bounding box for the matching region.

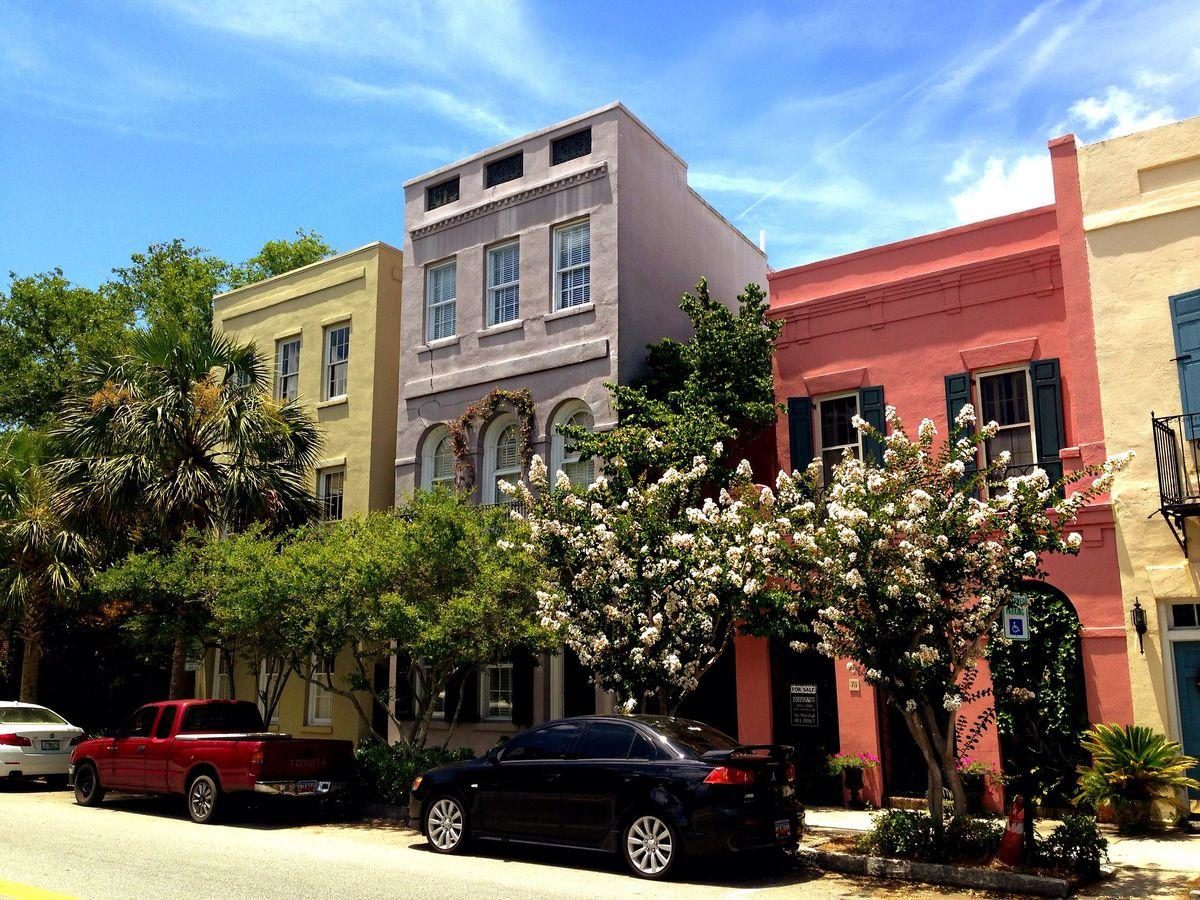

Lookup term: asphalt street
[0,784,1195,899]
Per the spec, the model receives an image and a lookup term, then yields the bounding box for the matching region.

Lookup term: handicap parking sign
[1002,606,1030,642]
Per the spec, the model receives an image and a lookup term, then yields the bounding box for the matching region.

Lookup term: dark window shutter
[512,656,537,727]
[944,372,978,480]
[859,386,886,466]
[394,655,415,721]
[787,397,814,472]
[1029,358,1065,485]
[458,667,481,723]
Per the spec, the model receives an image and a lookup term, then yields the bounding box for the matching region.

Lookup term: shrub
[1037,815,1107,878]
[1074,724,1199,833]
[353,739,473,808]
[828,751,880,774]
[858,811,1002,863]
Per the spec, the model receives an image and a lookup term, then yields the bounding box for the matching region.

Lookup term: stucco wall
[1079,115,1200,740]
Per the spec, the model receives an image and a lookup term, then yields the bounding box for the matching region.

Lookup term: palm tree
[0,431,93,701]
[53,324,323,697]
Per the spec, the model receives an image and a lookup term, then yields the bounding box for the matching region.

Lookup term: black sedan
[409,715,803,879]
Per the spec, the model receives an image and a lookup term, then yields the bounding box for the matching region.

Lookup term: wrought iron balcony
[1152,411,1200,552]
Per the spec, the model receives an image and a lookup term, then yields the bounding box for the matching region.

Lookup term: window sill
[481,319,524,336]
[544,302,594,322]
[300,724,333,734]
[417,336,460,353]
[316,396,348,410]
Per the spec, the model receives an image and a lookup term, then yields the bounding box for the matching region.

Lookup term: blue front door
[1172,641,1200,806]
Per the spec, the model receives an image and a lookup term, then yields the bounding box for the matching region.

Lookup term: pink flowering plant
[509,445,778,714]
[829,751,880,774]
[955,757,1004,784]
[749,404,1129,830]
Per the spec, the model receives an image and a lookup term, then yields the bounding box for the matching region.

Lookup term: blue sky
[2,0,1198,289]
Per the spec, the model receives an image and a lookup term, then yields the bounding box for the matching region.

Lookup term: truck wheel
[187,773,222,824]
[73,763,105,807]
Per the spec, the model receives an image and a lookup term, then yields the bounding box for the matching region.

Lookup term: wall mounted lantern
[1131,597,1148,655]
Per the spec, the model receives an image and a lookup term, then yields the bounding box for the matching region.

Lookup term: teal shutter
[859,386,886,466]
[1169,288,1200,421]
[944,373,978,480]
[787,397,814,472]
[1030,358,1065,484]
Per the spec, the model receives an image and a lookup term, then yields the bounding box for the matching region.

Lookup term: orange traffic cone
[998,794,1026,866]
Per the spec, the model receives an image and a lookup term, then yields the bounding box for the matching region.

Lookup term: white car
[0,701,85,787]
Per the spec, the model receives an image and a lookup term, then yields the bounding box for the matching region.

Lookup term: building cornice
[410,164,608,240]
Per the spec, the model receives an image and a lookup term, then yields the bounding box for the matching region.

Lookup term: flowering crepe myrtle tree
[752,404,1130,827]
[510,447,778,714]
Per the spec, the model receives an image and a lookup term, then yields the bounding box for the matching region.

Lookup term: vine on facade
[448,388,535,492]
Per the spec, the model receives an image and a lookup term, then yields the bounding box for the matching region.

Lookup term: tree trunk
[441,681,469,752]
[903,706,946,833]
[168,636,191,700]
[18,597,47,702]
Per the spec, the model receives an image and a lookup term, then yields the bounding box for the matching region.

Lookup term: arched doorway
[987,583,1090,807]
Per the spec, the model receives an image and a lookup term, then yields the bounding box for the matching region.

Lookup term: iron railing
[1152,412,1200,552]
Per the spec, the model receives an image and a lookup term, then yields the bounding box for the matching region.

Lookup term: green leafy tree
[563,279,781,479]
[227,229,335,289]
[53,324,322,698]
[107,239,230,338]
[0,431,94,700]
[0,270,135,428]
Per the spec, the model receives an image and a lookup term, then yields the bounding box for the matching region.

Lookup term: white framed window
[421,427,456,490]
[275,337,301,402]
[551,402,596,488]
[487,241,520,326]
[554,220,590,310]
[481,663,513,721]
[307,654,334,726]
[426,260,457,342]
[323,323,349,400]
[975,368,1037,482]
[257,657,282,726]
[319,467,345,521]
[817,393,860,484]
[212,650,232,700]
[484,416,523,506]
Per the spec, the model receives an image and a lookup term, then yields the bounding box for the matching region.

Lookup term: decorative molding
[959,337,1039,370]
[410,164,609,239]
[867,290,885,330]
[941,275,962,315]
[219,267,366,321]
[804,367,869,395]
[404,338,610,399]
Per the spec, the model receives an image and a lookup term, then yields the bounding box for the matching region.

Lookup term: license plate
[41,740,59,751]
[296,780,318,795]
[775,818,792,840]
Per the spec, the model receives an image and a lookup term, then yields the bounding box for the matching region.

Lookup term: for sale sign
[1002,605,1030,642]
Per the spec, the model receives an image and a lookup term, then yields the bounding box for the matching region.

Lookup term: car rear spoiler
[700,744,794,763]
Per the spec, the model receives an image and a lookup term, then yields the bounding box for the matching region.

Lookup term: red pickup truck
[69,699,355,823]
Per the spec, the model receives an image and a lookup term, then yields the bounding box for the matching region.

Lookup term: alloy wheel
[189,778,215,821]
[626,815,674,876]
[427,798,465,851]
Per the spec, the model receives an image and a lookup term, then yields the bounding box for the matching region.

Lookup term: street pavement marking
[0,880,75,900]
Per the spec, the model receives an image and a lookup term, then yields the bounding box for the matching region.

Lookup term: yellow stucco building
[198,241,404,741]
[1081,115,1200,800]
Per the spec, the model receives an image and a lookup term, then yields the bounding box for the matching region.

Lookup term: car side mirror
[486,746,501,764]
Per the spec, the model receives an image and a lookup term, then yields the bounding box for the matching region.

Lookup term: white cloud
[688,170,874,212]
[317,75,519,139]
[1068,86,1175,139]
[949,155,1054,224]
[945,150,974,185]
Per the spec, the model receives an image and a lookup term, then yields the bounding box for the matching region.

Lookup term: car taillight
[785,762,797,783]
[704,766,755,785]
[0,734,32,746]
[70,735,84,747]
[250,749,264,769]
[411,775,423,792]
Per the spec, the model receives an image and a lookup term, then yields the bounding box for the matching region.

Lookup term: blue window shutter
[1170,288,1200,419]
[944,373,978,479]
[1030,358,1065,484]
[787,397,814,472]
[859,386,886,466]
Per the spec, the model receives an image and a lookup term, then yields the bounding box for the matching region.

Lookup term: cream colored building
[1080,114,1200,802]
[200,241,404,741]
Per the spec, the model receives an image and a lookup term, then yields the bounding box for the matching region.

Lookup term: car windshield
[0,706,67,725]
[640,717,740,757]
[179,703,265,734]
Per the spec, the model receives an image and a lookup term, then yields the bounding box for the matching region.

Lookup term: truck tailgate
[259,739,354,780]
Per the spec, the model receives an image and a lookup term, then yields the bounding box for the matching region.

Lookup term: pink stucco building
[738,140,1134,807]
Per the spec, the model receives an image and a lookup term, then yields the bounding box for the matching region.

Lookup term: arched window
[421,426,455,490]
[551,402,596,488]
[483,415,523,505]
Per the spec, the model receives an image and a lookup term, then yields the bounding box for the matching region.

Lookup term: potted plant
[956,757,1003,813]
[829,751,879,809]
[1074,723,1200,834]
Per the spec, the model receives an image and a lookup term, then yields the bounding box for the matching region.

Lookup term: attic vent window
[426,176,460,211]
[485,153,523,188]
[551,128,591,166]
